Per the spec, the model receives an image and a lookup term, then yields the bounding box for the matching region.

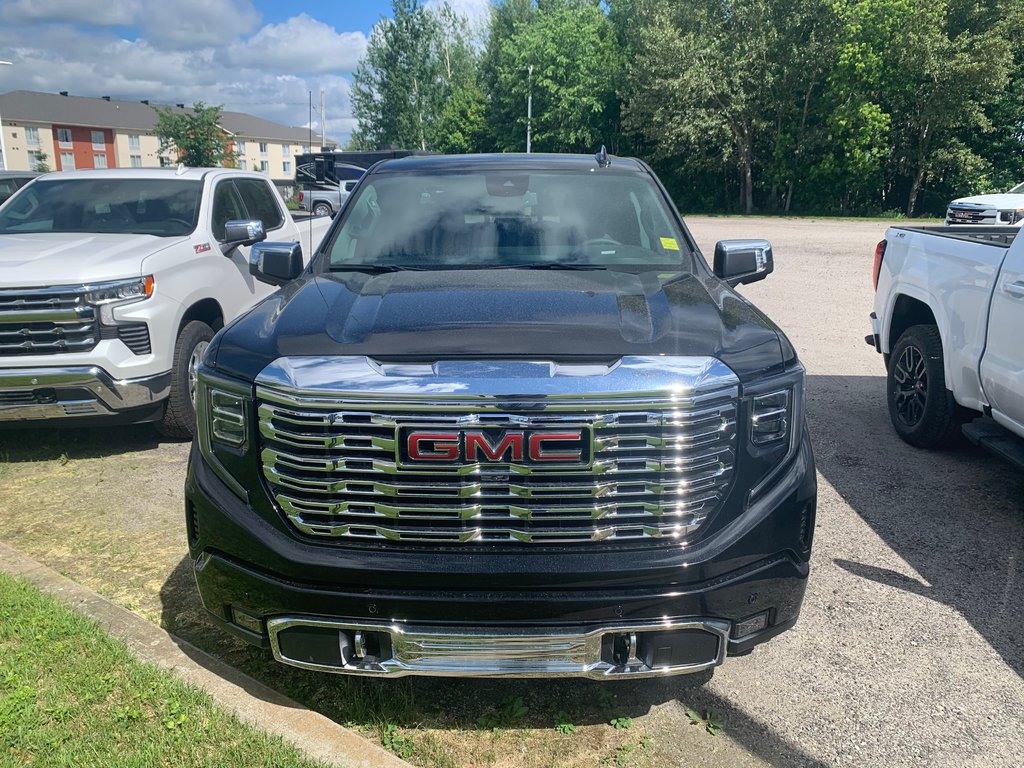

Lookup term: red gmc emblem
[398,427,593,467]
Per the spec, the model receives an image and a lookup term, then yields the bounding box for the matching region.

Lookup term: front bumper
[0,366,170,422]
[186,430,815,678]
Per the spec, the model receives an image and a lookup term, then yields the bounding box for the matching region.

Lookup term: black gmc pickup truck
[185,153,816,679]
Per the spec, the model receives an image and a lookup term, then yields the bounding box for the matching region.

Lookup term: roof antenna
[595,145,611,168]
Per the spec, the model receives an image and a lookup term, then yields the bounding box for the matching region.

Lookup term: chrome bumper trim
[0,366,171,421]
[266,617,731,678]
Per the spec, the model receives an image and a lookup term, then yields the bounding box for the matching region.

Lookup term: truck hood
[211,269,790,383]
[949,193,1024,209]
[0,232,186,288]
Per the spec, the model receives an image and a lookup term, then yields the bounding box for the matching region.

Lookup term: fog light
[733,611,769,639]
[230,606,264,635]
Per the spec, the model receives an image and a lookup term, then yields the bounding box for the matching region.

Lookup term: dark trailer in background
[294,150,428,188]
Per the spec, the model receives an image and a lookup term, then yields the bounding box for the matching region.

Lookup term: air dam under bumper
[0,366,169,422]
[267,617,730,678]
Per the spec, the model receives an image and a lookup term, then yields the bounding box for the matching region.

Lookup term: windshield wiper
[473,263,608,271]
[329,264,426,273]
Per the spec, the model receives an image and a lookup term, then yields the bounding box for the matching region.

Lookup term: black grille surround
[0,287,97,356]
[256,387,738,546]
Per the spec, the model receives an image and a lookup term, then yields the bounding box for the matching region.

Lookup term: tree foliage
[153,102,236,168]
[350,0,1024,217]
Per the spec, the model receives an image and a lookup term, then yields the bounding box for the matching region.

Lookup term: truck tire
[312,202,332,218]
[886,324,959,448]
[157,320,214,439]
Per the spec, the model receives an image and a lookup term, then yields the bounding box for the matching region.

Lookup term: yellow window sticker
[660,237,679,251]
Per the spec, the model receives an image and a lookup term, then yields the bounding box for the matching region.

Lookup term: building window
[25,127,39,146]
[94,153,108,168]
[282,144,290,157]
[282,161,291,175]
[130,155,142,168]
[302,145,310,153]
[57,128,73,147]
[259,160,269,173]
[235,141,246,154]
[60,151,75,170]
[259,142,268,155]
[91,130,105,149]
[238,159,247,171]
[128,134,141,151]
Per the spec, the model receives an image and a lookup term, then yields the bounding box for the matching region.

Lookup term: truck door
[980,239,1024,434]
[210,179,274,319]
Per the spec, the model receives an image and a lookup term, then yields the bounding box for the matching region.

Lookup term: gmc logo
[398,427,593,467]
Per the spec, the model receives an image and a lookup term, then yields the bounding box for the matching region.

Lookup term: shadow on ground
[806,373,1024,679]
[0,423,174,462]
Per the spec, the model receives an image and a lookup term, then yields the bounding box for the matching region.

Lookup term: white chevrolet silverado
[869,224,1024,466]
[0,168,329,437]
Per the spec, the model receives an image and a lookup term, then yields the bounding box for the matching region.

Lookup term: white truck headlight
[85,276,154,324]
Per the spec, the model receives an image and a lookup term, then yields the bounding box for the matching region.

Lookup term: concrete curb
[0,541,408,768]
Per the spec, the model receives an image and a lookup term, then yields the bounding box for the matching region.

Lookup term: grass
[0,571,325,768]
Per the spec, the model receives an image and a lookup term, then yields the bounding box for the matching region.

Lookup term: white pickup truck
[869,225,1024,466]
[0,167,329,437]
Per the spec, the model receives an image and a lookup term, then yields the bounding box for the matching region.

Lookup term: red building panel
[52,126,115,171]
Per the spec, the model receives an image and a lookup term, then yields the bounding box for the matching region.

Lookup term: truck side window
[211,181,247,242]
[235,179,285,232]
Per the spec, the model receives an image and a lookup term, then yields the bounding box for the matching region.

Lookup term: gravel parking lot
[1,216,1021,767]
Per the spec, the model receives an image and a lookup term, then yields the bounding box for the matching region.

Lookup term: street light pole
[526,65,532,154]
[0,61,11,171]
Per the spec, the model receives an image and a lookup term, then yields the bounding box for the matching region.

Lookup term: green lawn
[0,572,325,768]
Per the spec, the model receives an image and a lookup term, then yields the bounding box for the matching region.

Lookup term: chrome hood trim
[255,355,740,402]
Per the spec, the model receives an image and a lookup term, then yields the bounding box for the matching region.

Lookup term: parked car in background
[298,179,358,217]
[186,152,816,680]
[0,167,329,437]
[945,182,1024,226]
[869,224,1024,467]
[0,171,39,206]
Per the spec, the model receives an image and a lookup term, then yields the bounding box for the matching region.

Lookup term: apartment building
[0,90,321,190]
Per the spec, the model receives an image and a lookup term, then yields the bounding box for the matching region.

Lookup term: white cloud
[221,14,366,74]
[0,0,142,26]
[140,0,261,48]
[0,6,367,143]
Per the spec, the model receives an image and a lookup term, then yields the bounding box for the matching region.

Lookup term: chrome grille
[946,205,996,224]
[0,287,96,356]
[257,381,737,545]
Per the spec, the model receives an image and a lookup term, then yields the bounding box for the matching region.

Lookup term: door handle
[1005,280,1024,299]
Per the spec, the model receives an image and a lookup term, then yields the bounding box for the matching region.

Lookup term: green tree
[350,0,479,151]
[153,102,236,168]
[31,151,50,173]
[623,0,777,213]
[484,0,619,153]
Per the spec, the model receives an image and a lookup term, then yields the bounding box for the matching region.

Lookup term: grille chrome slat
[0,287,97,357]
[258,381,737,545]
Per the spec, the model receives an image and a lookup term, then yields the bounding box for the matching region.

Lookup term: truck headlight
[744,366,804,501]
[751,390,790,445]
[196,366,251,501]
[85,276,154,324]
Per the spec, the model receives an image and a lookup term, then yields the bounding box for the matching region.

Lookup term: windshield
[325,171,692,271]
[0,178,202,236]
[1008,181,1024,194]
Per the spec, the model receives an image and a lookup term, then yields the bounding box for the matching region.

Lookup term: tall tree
[624,0,779,213]
[350,0,479,151]
[153,102,236,168]
[484,0,619,153]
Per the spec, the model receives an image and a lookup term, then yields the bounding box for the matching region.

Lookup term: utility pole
[0,61,11,170]
[526,65,533,154]
[320,90,327,150]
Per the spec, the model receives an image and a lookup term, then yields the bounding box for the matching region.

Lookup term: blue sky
[0,0,490,142]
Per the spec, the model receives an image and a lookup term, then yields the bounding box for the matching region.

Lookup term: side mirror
[221,219,266,254]
[250,241,304,286]
[713,239,774,286]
